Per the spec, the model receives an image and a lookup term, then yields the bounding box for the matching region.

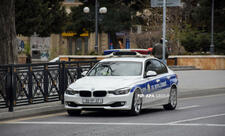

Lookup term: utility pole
[95,0,99,54]
[162,0,167,64]
[210,0,214,55]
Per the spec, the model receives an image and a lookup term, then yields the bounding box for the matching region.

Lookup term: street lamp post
[83,1,107,54]
[210,0,215,55]
[95,0,98,53]
[162,0,167,64]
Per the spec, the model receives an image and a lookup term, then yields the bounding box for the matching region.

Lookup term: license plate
[82,98,103,104]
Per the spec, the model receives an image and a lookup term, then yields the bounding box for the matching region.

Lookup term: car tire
[67,110,81,116]
[129,90,142,116]
[163,87,177,110]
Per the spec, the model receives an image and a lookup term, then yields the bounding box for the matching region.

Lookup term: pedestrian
[152,38,169,62]
[118,40,124,49]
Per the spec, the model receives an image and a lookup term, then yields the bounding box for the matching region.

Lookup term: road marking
[177,105,200,110]
[171,123,225,127]
[168,113,225,124]
[5,121,225,127]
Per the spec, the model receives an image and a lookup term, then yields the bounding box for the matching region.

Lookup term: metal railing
[0,61,98,112]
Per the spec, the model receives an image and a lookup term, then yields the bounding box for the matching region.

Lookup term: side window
[146,60,167,74]
[160,62,168,74]
[150,60,162,74]
[145,59,168,75]
[145,61,152,72]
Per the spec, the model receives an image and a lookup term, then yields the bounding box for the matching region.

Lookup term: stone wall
[50,34,68,59]
[88,32,109,54]
[168,56,225,70]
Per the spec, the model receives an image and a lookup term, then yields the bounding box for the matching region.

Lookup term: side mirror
[145,71,157,78]
[81,71,88,76]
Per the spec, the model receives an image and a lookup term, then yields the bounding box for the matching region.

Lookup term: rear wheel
[67,110,81,116]
[163,87,177,110]
[129,90,142,116]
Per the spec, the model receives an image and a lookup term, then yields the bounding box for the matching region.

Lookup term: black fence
[0,61,98,112]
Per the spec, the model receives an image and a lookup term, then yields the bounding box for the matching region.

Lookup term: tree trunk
[0,0,18,64]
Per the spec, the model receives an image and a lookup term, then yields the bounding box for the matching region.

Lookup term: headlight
[65,88,79,95]
[109,88,130,95]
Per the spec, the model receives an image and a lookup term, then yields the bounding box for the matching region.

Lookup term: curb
[169,66,200,71]
[178,87,225,98]
[0,87,225,121]
[0,101,65,121]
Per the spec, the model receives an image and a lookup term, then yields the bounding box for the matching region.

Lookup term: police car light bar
[104,49,151,55]
[106,51,147,58]
[113,51,137,56]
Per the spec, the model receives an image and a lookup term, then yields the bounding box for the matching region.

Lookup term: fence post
[5,65,17,112]
[64,63,68,96]
[28,65,33,104]
[5,67,11,111]
[43,64,49,102]
[59,61,66,104]
[77,66,82,79]
[11,66,17,111]
[6,66,12,112]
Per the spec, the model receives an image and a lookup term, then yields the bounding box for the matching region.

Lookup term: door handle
[156,79,160,83]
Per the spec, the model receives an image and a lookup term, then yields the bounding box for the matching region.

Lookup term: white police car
[64,52,178,116]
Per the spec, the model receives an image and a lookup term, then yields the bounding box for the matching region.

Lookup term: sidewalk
[0,101,64,121]
[0,70,225,121]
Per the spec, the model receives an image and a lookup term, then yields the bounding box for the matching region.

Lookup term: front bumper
[64,93,133,110]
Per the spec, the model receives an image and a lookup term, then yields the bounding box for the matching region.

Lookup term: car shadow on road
[68,108,166,118]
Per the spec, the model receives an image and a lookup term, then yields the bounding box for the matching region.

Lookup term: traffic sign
[151,0,181,7]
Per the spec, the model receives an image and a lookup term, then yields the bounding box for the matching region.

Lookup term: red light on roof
[130,49,150,55]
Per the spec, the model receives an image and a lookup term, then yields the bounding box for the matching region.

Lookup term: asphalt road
[1,93,225,136]
[175,70,225,92]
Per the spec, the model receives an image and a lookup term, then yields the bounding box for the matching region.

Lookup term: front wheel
[129,90,142,116]
[163,87,177,110]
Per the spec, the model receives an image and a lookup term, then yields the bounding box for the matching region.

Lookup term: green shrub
[180,25,225,54]
[196,33,210,52]
[214,32,225,54]
[24,43,31,55]
[180,26,199,52]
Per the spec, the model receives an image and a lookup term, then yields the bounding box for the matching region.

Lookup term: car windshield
[87,61,142,76]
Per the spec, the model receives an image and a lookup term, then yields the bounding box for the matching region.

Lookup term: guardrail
[0,61,98,112]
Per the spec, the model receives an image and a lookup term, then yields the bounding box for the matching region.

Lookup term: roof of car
[100,56,155,63]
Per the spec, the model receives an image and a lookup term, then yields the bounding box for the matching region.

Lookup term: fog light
[121,102,126,106]
[66,102,77,107]
[111,102,126,107]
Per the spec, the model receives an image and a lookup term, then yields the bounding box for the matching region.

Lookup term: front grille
[93,91,107,97]
[79,91,91,97]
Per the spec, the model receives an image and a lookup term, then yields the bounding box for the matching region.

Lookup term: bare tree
[134,31,161,49]
[0,0,17,64]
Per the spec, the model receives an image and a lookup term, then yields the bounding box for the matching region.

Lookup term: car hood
[68,76,141,90]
